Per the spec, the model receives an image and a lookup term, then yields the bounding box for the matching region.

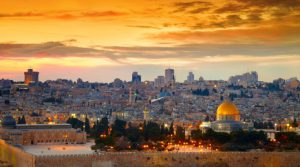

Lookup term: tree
[192,89,209,96]
[114,136,130,150]
[191,129,202,141]
[231,130,267,146]
[143,121,161,141]
[99,117,109,134]
[169,121,174,135]
[175,126,185,141]
[126,127,141,142]
[291,118,298,128]
[229,93,237,101]
[92,117,109,138]
[202,129,231,145]
[85,116,91,134]
[19,115,26,124]
[275,132,299,143]
[205,115,210,122]
[66,117,84,130]
[160,124,168,139]
[17,117,21,124]
[111,119,126,138]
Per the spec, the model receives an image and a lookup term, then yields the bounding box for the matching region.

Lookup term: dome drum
[216,114,240,121]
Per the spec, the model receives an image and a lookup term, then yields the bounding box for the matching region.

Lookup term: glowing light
[71,113,76,118]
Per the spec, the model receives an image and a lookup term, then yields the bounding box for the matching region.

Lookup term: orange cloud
[148,25,300,44]
[0,12,43,17]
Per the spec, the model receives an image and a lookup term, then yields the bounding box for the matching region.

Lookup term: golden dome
[216,101,240,116]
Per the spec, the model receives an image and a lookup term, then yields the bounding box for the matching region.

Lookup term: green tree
[169,121,174,135]
[202,129,231,144]
[291,118,298,128]
[19,115,26,124]
[111,119,127,137]
[126,126,141,142]
[17,117,21,124]
[67,117,84,130]
[191,129,202,141]
[160,124,168,140]
[143,121,162,141]
[175,126,185,141]
[92,117,109,138]
[275,132,299,143]
[85,115,91,134]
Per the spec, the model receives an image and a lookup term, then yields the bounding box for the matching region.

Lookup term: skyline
[1,67,298,83]
[1,0,300,82]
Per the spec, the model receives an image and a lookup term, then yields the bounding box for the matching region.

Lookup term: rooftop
[15,124,72,130]
[21,142,94,156]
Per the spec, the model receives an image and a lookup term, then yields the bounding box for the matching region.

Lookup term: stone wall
[35,152,300,167]
[0,139,35,167]
[1,141,300,167]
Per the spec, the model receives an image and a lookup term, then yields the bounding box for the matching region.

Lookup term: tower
[132,72,141,84]
[129,87,132,104]
[187,72,194,83]
[143,107,150,121]
[24,69,39,84]
[165,68,175,85]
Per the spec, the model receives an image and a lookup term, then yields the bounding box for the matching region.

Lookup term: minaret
[143,107,150,121]
[129,87,132,104]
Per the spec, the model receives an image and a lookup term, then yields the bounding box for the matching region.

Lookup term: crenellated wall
[1,141,300,167]
[35,152,300,167]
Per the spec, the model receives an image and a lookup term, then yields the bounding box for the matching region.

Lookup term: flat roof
[15,124,72,130]
[21,142,94,156]
[16,123,70,126]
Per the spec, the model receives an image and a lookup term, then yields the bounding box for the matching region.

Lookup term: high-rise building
[24,69,39,84]
[187,72,194,83]
[132,72,141,84]
[154,76,165,87]
[165,68,175,85]
[228,71,258,87]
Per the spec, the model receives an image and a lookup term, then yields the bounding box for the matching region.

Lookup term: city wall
[0,139,35,167]
[1,141,300,167]
[35,152,300,167]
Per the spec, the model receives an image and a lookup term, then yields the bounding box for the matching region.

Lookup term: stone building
[0,116,86,145]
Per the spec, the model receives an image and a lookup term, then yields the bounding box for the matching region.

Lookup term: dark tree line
[91,119,187,151]
[192,89,209,96]
[66,117,84,130]
[191,129,268,151]
[253,121,274,129]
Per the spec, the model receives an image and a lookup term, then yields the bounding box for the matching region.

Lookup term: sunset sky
[0,0,300,82]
